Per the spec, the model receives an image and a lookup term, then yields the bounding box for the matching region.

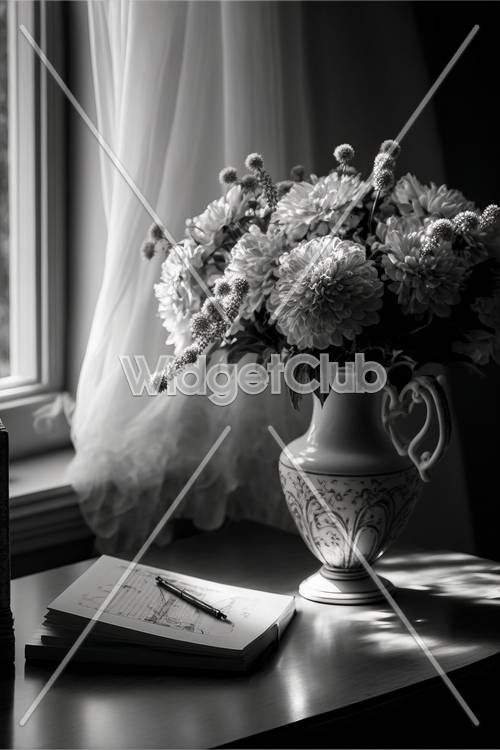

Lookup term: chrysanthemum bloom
[226,225,285,320]
[273,172,366,243]
[267,236,383,349]
[185,184,248,250]
[375,214,427,244]
[381,228,465,317]
[394,174,475,219]
[154,240,206,353]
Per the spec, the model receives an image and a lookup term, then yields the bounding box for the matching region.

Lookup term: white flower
[273,181,316,240]
[154,240,205,353]
[394,173,475,219]
[226,226,285,320]
[375,214,427,243]
[267,236,383,350]
[381,227,465,317]
[273,172,366,242]
[185,185,247,249]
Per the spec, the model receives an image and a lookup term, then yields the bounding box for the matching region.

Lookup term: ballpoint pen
[155,575,232,623]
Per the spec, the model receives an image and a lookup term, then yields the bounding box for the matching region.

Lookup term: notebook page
[47,556,294,652]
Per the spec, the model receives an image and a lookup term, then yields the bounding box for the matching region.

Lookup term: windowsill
[10,446,74,502]
[1,391,72,459]
[9,446,93,563]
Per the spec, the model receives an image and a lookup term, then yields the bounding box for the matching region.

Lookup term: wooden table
[2,521,500,748]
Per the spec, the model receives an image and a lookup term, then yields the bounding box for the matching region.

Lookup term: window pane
[0,0,9,377]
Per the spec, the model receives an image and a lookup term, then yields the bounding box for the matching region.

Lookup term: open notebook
[25,556,295,671]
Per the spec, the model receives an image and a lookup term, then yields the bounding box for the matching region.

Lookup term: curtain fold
[69,0,313,553]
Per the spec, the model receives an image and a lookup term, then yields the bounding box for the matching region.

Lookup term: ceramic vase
[279,375,451,604]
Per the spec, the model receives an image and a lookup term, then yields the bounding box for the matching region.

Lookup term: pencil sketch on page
[76,563,252,635]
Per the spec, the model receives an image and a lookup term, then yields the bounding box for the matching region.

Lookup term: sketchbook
[25,555,295,671]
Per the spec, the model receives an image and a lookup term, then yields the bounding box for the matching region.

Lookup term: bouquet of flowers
[142,141,500,400]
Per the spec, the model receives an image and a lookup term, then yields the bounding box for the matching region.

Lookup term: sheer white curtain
[68,0,313,553]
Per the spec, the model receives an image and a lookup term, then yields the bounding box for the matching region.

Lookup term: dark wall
[413,1,500,206]
[301,1,445,181]
[413,1,500,559]
[302,1,500,558]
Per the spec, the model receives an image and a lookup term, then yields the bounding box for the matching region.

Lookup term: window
[0,1,9,377]
[0,1,67,458]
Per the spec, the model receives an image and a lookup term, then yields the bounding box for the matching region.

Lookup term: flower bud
[141,240,156,260]
[427,218,454,243]
[151,370,168,393]
[245,152,264,171]
[231,276,249,298]
[380,139,401,158]
[240,174,259,192]
[213,278,232,297]
[479,204,500,232]
[191,312,211,339]
[373,167,394,192]
[290,165,305,181]
[333,143,355,164]
[453,211,480,234]
[374,153,395,171]
[148,223,165,241]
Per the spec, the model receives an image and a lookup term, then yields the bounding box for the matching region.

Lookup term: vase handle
[382,374,452,482]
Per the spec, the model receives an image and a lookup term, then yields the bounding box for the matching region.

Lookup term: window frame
[1,0,67,458]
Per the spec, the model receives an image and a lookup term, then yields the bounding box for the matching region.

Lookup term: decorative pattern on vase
[279,461,422,570]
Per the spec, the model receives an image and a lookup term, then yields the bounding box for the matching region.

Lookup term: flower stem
[369,189,381,234]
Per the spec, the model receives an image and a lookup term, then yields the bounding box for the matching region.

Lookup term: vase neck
[308,390,386,445]
[283,388,411,475]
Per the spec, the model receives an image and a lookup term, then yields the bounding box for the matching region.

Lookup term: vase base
[299,569,395,605]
